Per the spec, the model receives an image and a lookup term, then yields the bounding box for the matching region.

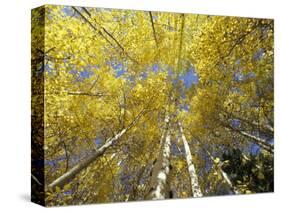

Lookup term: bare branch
[148,11,158,48]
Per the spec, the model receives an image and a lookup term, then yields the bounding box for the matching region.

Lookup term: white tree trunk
[48,128,127,189]
[205,150,240,194]
[222,110,274,134]
[147,115,171,200]
[190,135,240,195]
[178,122,203,197]
[219,168,240,194]
[238,130,273,153]
[223,123,274,154]
[48,109,146,190]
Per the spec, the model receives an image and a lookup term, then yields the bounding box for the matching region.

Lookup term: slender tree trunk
[178,122,203,197]
[48,128,127,189]
[221,109,274,135]
[220,169,240,194]
[204,149,240,194]
[220,122,274,154]
[48,110,146,190]
[238,130,273,153]
[189,133,240,194]
[147,115,172,200]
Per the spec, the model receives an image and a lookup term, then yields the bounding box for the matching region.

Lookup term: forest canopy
[31,5,274,206]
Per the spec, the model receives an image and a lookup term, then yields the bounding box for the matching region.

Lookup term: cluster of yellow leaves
[184,16,273,147]
[31,5,273,205]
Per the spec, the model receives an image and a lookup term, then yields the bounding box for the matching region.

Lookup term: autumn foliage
[31,5,273,206]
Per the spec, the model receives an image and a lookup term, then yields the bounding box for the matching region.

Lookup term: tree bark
[147,115,172,200]
[189,133,240,194]
[48,128,127,190]
[238,130,274,153]
[220,121,274,154]
[48,109,146,190]
[204,149,240,194]
[220,169,240,194]
[221,109,274,135]
[178,122,203,197]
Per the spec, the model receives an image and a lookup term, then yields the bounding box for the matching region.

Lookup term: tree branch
[73,7,140,65]
[148,11,158,48]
